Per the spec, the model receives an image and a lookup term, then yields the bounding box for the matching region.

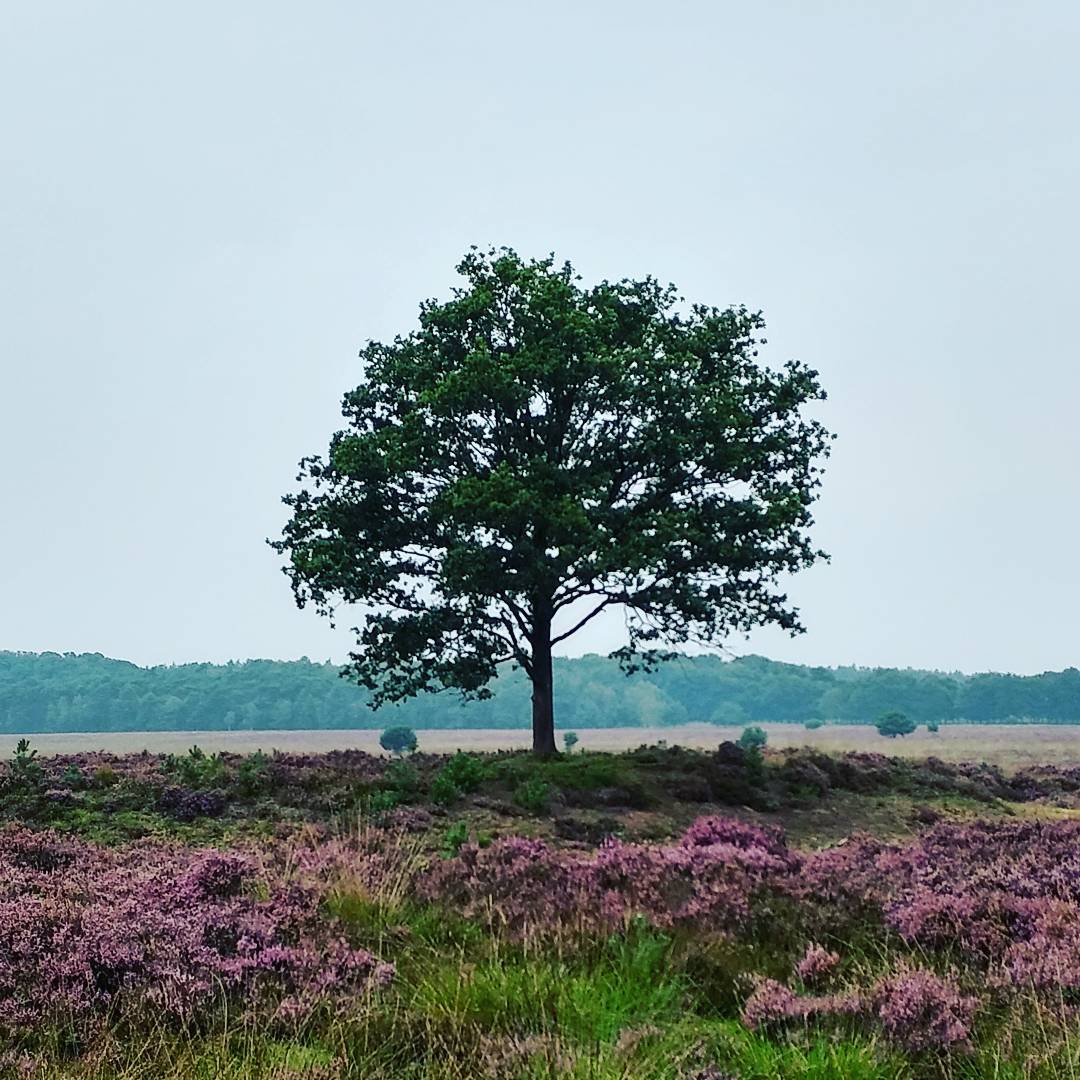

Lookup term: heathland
[7,735,1080,1077]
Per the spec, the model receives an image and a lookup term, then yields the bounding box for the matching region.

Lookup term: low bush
[379,725,418,755]
[513,776,552,814]
[438,751,487,794]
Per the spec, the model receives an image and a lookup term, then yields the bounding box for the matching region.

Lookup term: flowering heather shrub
[793,818,1080,975]
[418,816,798,934]
[796,942,840,985]
[872,966,976,1053]
[740,978,807,1028]
[742,966,974,1054]
[0,826,392,1040]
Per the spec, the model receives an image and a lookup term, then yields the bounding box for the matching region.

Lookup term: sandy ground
[10,723,1080,769]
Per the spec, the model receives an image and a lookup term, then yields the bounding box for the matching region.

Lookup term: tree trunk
[530,609,557,757]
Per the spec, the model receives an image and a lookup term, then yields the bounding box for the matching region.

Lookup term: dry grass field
[12,722,1080,770]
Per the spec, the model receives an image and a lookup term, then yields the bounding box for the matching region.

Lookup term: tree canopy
[272,248,832,751]
[876,710,918,738]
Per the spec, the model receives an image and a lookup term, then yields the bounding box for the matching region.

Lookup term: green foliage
[11,738,42,785]
[563,730,579,753]
[236,751,270,797]
[927,720,940,733]
[738,725,768,751]
[365,788,401,814]
[440,820,470,858]
[162,745,226,788]
[61,763,87,790]
[513,776,552,814]
[875,711,918,738]
[439,751,486,794]
[379,725,418,755]
[492,751,633,794]
[429,771,462,807]
[804,718,824,730]
[92,765,117,788]
[381,758,420,798]
[272,248,832,754]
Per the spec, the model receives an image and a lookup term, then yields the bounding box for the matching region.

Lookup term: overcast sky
[2,2,1077,676]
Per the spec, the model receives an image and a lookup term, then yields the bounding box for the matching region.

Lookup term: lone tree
[272,249,831,756]
[379,725,418,756]
[876,711,918,738]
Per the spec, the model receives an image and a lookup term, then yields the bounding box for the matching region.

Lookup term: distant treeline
[1,651,1079,734]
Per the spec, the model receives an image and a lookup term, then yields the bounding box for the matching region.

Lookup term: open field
[13,721,1080,769]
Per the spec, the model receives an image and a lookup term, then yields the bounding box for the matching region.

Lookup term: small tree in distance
[738,725,768,751]
[273,249,832,756]
[563,731,579,753]
[875,711,917,738]
[379,726,418,756]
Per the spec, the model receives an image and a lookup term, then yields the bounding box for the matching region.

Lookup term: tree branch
[550,597,614,646]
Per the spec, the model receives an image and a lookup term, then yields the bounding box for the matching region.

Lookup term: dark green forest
[1,651,1078,733]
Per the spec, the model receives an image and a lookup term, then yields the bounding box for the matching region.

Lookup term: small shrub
[92,765,118,789]
[379,726,418,756]
[737,726,768,751]
[513,777,552,814]
[11,739,42,786]
[382,759,420,799]
[366,789,401,814]
[430,772,462,807]
[163,746,226,788]
[440,752,486,794]
[236,751,270,797]
[441,820,470,858]
[927,720,940,733]
[875,711,917,738]
[61,764,88,791]
[804,718,824,731]
[563,731,579,753]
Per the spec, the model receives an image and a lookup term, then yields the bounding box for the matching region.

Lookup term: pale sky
[2,2,1077,676]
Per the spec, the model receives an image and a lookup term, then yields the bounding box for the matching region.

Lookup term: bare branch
[550,597,614,646]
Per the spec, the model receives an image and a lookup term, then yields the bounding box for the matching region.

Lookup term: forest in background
[1,650,1078,733]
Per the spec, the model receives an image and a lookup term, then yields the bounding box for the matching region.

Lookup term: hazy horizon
[3,3,1078,677]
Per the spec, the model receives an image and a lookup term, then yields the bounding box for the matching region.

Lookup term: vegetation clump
[379,725,418,756]
[876,711,918,738]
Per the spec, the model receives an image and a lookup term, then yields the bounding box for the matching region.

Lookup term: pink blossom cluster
[0,826,391,1040]
[742,966,976,1054]
[795,942,840,985]
[418,817,798,934]
[793,818,1080,988]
